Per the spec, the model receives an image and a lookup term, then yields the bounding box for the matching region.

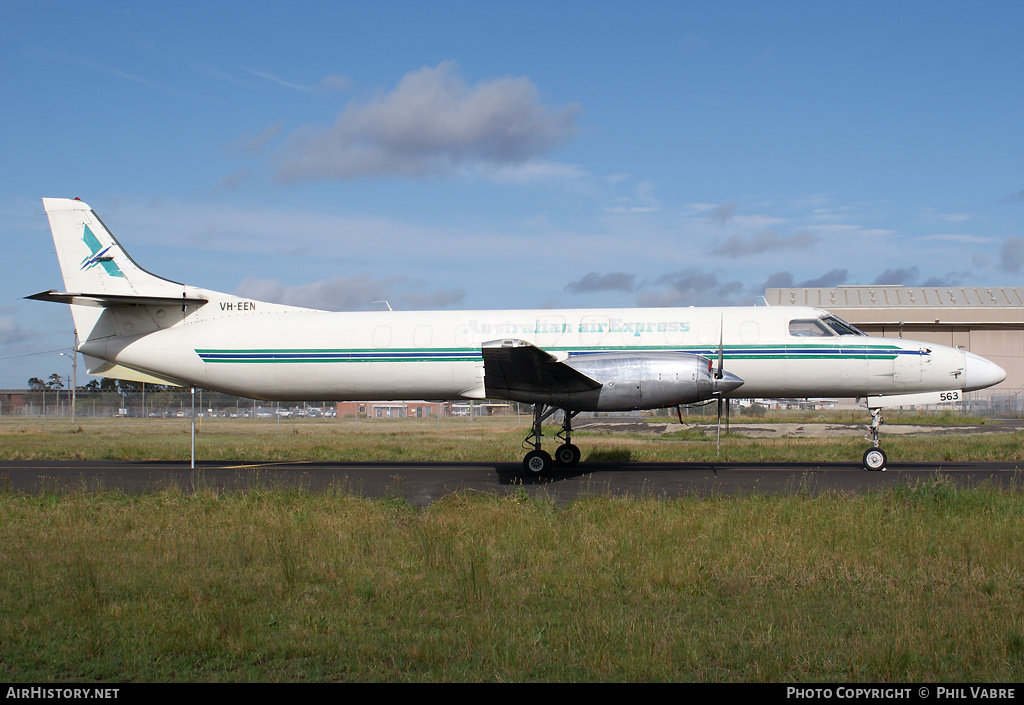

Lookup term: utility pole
[59,337,77,424]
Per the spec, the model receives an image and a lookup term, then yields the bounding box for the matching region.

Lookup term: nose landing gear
[863,407,887,471]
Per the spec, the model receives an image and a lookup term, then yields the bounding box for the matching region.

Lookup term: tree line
[26,375,172,395]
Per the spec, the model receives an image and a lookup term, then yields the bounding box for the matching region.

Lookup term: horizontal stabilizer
[26,289,208,308]
[482,338,602,399]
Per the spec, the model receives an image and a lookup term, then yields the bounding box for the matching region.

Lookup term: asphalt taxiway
[1,457,1020,507]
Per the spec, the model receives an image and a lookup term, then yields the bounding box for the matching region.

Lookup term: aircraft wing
[26,289,208,308]
[482,339,602,399]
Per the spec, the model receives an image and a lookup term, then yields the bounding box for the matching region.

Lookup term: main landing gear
[522,405,580,477]
[863,407,887,471]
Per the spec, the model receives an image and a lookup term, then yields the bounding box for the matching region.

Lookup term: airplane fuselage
[77,293,990,404]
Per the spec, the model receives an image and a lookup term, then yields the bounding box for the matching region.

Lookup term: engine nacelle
[481,340,744,411]
[563,351,743,411]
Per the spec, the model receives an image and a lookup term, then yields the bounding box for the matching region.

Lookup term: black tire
[554,443,582,466]
[863,447,887,472]
[523,450,553,477]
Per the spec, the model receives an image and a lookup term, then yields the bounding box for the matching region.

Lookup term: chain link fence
[0,389,340,420]
[2,388,1020,419]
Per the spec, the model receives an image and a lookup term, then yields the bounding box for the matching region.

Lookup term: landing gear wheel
[523,450,553,477]
[863,447,887,472]
[554,443,581,467]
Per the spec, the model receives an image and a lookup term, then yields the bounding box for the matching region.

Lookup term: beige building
[765,286,1023,405]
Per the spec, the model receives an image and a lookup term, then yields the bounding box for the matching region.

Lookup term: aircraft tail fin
[42,198,185,297]
[38,198,200,342]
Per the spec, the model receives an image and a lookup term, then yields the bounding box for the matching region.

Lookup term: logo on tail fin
[79,225,125,278]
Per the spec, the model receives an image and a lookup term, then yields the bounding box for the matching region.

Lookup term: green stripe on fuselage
[194,343,903,363]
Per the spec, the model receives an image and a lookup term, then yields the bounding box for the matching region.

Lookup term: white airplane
[29,197,1006,475]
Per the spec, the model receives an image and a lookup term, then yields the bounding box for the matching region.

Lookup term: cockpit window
[821,315,865,336]
[789,319,833,337]
[789,316,867,338]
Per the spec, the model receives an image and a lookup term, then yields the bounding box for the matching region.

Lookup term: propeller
[683,317,727,431]
[706,314,746,454]
[715,315,724,454]
[712,313,737,450]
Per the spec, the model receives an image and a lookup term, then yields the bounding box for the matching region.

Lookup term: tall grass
[1,416,1022,463]
[2,481,1023,681]
[2,416,1022,681]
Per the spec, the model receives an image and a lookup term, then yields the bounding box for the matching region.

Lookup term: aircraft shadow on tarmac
[495,448,640,484]
[492,454,855,485]
[492,457,1005,488]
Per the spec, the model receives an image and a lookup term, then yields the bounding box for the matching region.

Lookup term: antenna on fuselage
[373,301,393,311]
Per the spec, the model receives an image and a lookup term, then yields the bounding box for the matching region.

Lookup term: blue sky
[2,1,1024,388]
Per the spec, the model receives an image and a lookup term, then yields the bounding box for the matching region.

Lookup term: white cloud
[316,74,352,92]
[274,61,582,181]
[233,274,465,312]
[565,272,636,294]
[760,269,848,291]
[244,69,353,94]
[475,159,587,185]
[228,121,284,155]
[603,180,660,214]
[999,237,1024,274]
[637,268,746,307]
[0,317,36,348]
[711,229,817,258]
[919,233,995,244]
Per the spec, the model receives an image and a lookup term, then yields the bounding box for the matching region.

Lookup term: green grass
[0,415,1021,464]
[1,483,1023,681]
[673,405,995,425]
[2,415,1023,681]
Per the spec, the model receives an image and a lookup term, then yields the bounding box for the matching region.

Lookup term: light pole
[58,349,77,424]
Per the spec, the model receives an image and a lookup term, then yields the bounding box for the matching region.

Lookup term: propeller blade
[714,314,729,455]
[716,396,723,454]
[715,314,724,379]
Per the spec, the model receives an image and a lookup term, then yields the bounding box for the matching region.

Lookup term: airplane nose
[963,351,1006,392]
